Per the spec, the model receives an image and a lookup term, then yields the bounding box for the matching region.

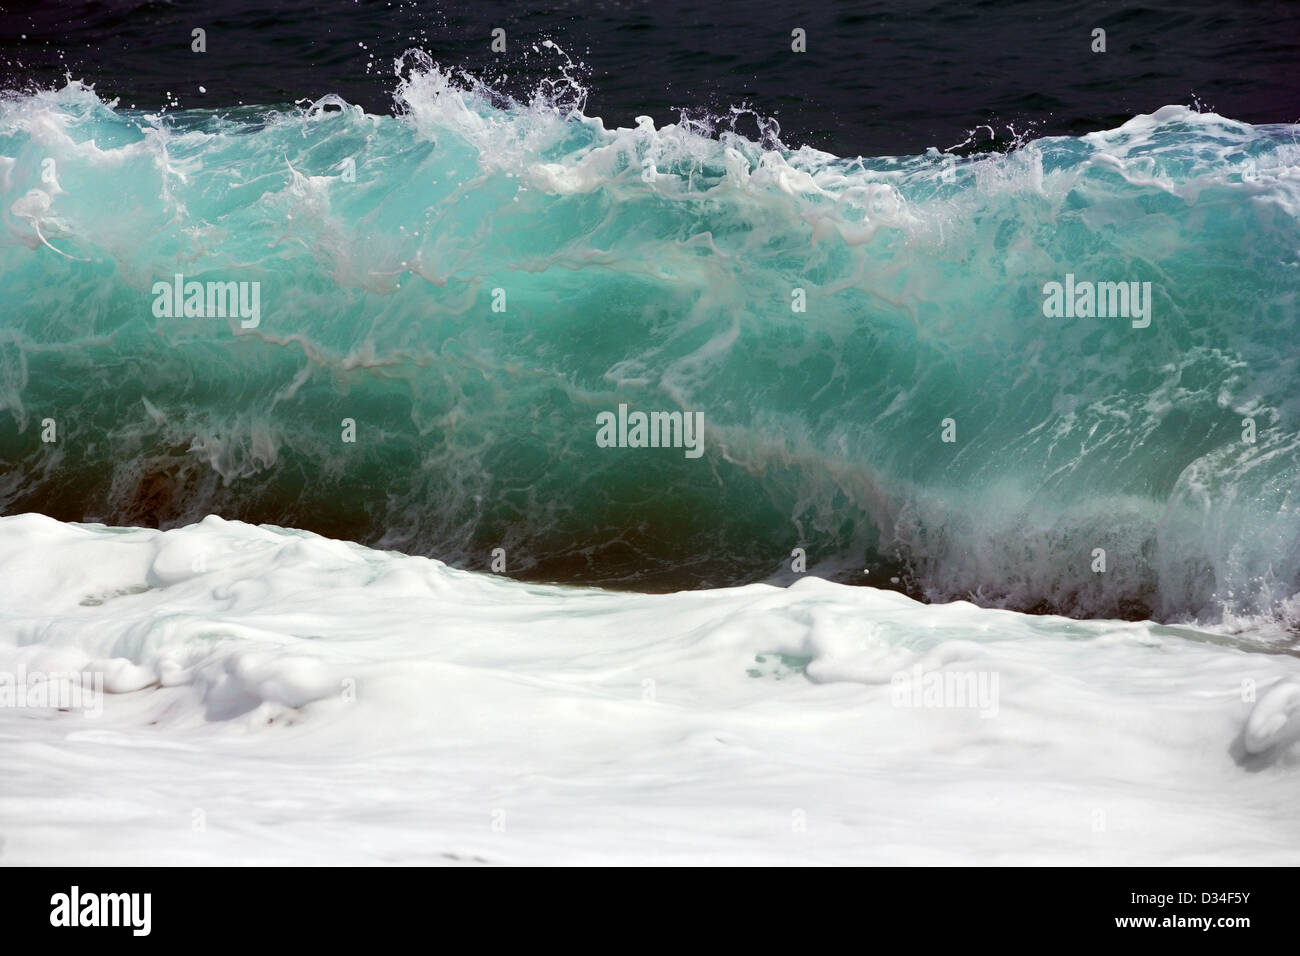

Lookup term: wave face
[2,67,1299,622]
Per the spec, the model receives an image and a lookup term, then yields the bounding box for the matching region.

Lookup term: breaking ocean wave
[2,60,1299,627]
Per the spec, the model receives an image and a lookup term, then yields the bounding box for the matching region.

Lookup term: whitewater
[2,58,1300,864]
[2,513,1299,865]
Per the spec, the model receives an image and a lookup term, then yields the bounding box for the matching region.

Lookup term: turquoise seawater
[1,65,1298,622]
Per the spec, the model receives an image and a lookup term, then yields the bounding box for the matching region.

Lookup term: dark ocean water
[1,0,1297,156]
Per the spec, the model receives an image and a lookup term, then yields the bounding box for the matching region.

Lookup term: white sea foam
[0,513,1297,864]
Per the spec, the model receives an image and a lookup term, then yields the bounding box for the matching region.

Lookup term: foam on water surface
[1,514,1298,865]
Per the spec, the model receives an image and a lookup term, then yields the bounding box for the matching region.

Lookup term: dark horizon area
[0,0,1297,157]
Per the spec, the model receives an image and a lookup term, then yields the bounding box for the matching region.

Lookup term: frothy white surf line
[0,514,1297,864]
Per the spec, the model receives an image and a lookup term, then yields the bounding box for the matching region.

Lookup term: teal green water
[1,70,1298,621]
